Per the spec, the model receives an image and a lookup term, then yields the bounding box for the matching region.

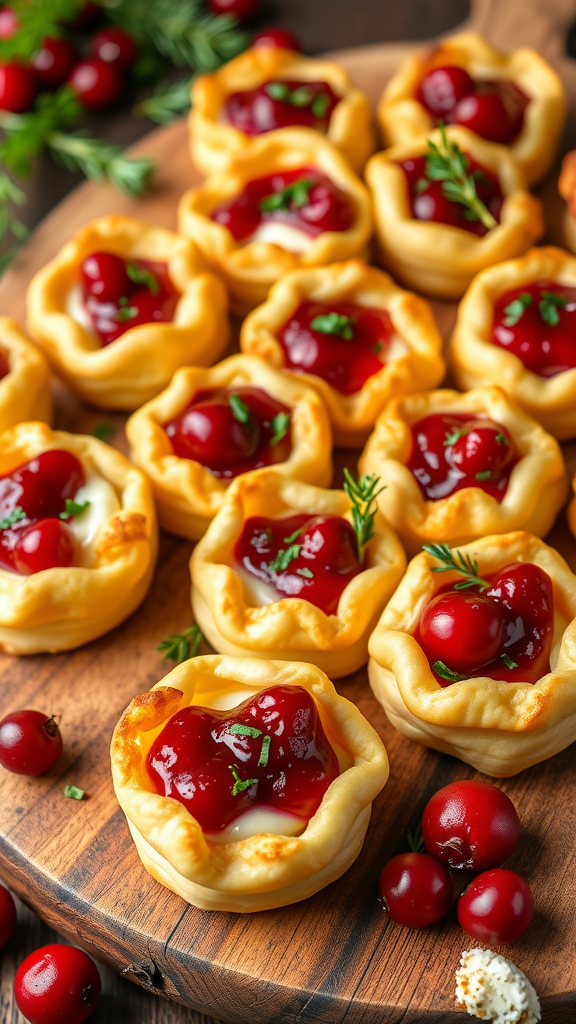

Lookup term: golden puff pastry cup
[178,128,374,316]
[368,532,576,777]
[191,468,406,678]
[559,151,576,254]
[189,45,376,175]
[0,317,52,431]
[358,385,567,556]
[365,126,543,299]
[26,215,230,411]
[240,260,445,448]
[447,246,576,440]
[0,421,157,655]
[377,32,565,186]
[110,654,389,912]
[125,354,333,541]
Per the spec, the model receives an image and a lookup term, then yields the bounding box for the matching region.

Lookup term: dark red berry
[88,27,137,71]
[31,37,76,89]
[68,58,121,109]
[15,944,101,1024]
[81,251,130,302]
[0,884,16,948]
[0,7,19,40]
[0,62,35,113]
[378,852,453,928]
[209,0,259,23]
[12,518,76,575]
[252,27,300,51]
[458,868,534,945]
[419,65,474,116]
[422,780,521,870]
[0,710,63,776]
[420,591,506,675]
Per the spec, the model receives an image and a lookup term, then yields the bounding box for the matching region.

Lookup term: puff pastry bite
[358,385,567,556]
[0,317,52,432]
[240,260,445,448]
[178,128,373,315]
[368,532,576,777]
[377,32,565,185]
[111,654,389,912]
[125,354,333,541]
[189,45,376,175]
[558,152,576,255]
[191,468,406,678]
[26,215,230,411]
[447,246,576,440]
[365,125,543,299]
[0,421,157,655]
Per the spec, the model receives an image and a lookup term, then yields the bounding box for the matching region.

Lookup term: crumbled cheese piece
[455,948,541,1024]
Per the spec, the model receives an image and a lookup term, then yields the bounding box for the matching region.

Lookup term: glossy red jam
[225,79,339,136]
[234,513,361,615]
[416,562,553,685]
[80,251,179,347]
[408,413,516,502]
[0,348,10,381]
[492,281,576,378]
[165,386,292,478]
[146,684,340,833]
[278,300,392,395]
[418,65,528,144]
[400,155,503,236]
[0,450,85,575]
[211,166,355,242]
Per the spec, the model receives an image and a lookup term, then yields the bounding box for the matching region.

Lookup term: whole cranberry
[422,780,521,870]
[0,7,19,40]
[31,37,76,89]
[0,63,35,113]
[13,518,76,575]
[378,852,453,928]
[68,58,122,109]
[81,251,130,302]
[0,883,16,948]
[420,591,505,676]
[15,944,101,1024]
[252,27,300,51]
[0,710,63,776]
[458,868,534,945]
[88,27,137,71]
[419,64,474,115]
[449,421,513,480]
[209,0,259,23]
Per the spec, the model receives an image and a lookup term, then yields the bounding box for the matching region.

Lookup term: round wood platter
[1,1,576,1021]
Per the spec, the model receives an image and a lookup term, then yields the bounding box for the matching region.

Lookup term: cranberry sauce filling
[80,251,180,348]
[418,65,528,145]
[0,349,10,381]
[146,684,340,833]
[225,79,339,136]
[415,562,554,685]
[400,154,503,236]
[408,413,516,502]
[211,166,355,243]
[165,386,292,478]
[0,450,85,575]
[234,513,361,615]
[278,300,393,395]
[492,281,576,379]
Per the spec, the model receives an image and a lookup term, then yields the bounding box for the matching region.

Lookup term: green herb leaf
[126,261,160,295]
[424,125,497,230]
[296,567,314,578]
[0,506,26,529]
[372,341,384,356]
[135,75,194,125]
[259,177,314,213]
[422,542,491,591]
[414,177,429,195]
[228,394,251,424]
[92,422,116,443]
[495,432,509,446]
[432,660,467,683]
[501,653,518,670]
[290,86,313,107]
[342,468,386,566]
[539,290,569,327]
[283,527,303,544]
[407,823,425,853]
[265,81,291,101]
[443,429,464,447]
[115,302,138,323]
[269,544,302,572]
[257,734,271,767]
[229,764,257,797]
[59,498,90,521]
[503,292,532,327]
[311,93,330,118]
[63,785,85,801]
[269,411,290,447]
[157,623,204,663]
[229,723,262,738]
[0,0,80,63]
[310,312,356,340]
[475,470,492,481]
[0,169,28,270]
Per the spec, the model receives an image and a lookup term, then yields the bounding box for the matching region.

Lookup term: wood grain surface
[1,0,576,1021]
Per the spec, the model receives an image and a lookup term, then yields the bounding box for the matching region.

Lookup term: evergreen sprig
[0,169,28,272]
[0,0,81,63]
[422,542,490,591]
[424,124,497,231]
[342,468,386,565]
[158,623,205,663]
[135,76,195,125]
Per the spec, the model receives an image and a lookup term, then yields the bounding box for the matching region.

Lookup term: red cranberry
[208,0,259,22]
[0,347,10,380]
[458,868,534,945]
[0,7,19,39]
[12,518,76,575]
[31,37,76,89]
[452,84,524,145]
[0,710,63,776]
[450,421,513,480]
[422,780,521,870]
[419,65,474,115]
[408,413,515,503]
[88,27,137,71]
[0,449,85,521]
[0,884,16,948]
[379,852,453,928]
[420,591,506,675]
[68,58,121,109]
[492,281,576,379]
[168,398,258,465]
[252,27,300,50]
[0,62,35,113]
[15,944,101,1024]
[81,251,130,302]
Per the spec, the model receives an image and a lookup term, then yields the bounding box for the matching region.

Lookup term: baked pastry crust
[358,385,567,556]
[0,317,52,432]
[110,654,389,912]
[0,421,157,655]
[125,354,333,541]
[191,468,406,678]
[368,532,576,777]
[447,246,576,440]
[240,259,445,448]
[190,45,376,175]
[178,128,374,315]
[558,151,576,255]
[365,126,543,299]
[377,32,566,186]
[26,215,230,411]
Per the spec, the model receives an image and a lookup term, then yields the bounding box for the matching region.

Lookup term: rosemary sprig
[0,0,81,63]
[424,125,497,231]
[407,823,425,853]
[135,76,195,125]
[0,169,28,272]
[342,468,385,566]
[49,133,154,196]
[158,623,205,663]
[422,542,490,591]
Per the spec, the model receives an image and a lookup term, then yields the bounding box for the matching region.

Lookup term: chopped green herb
[311,93,330,118]
[0,506,26,530]
[495,432,509,446]
[265,81,291,101]
[284,527,303,544]
[475,470,492,481]
[290,85,313,107]
[258,734,271,767]
[63,785,85,800]
[259,177,314,213]
[228,394,251,425]
[269,411,290,447]
[59,498,90,521]
[310,312,355,340]
[539,290,569,327]
[414,177,429,195]
[342,468,386,566]
[372,341,384,356]
[500,653,518,670]
[115,297,138,322]
[443,429,464,447]
[423,542,490,591]
[296,567,314,579]
[424,124,497,230]
[269,543,302,572]
[229,764,257,797]
[157,623,204,663]
[229,723,262,738]
[432,660,467,683]
[503,292,532,327]
[126,261,160,295]
[92,422,115,443]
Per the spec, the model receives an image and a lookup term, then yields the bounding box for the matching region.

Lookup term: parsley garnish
[228,394,251,425]
[229,723,262,738]
[423,124,497,230]
[475,470,492,481]
[296,567,314,579]
[116,296,138,322]
[0,506,26,529]
[229,764,257,797]
[495,432,509,446]
[342,468,385,566]
[59,499,90,521]
[259,178,314,213]
[284,527,303,544]
[92,422,115,443]
[126,261,160,295]
[266,81,312,107]
[157,623,204,663]
[310,312,355,340]
[432,660,467,683]
[63,785,85,800]
[501,653,518,670]
[311,93,330,118]
[269,543,302,572]
[422,542,490,591]
[269,411,290,447]
[443,429,464,447]
[503,292,532,327]
[539,290,569,327]
[257,735,271,767]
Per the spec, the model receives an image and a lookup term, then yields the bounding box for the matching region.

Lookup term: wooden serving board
[1,1,576,1021]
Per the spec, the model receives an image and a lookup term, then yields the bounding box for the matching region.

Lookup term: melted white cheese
[69,468,121,567]
[385,333,409,363]
[65,283,94,334]
[206,806,306,844]
[234,564,283,607]
[249,221,314,253]
[455,948,541,1024]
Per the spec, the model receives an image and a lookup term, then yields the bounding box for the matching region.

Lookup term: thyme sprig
[343,468,385,565]
[158,623,205,663]
[422,542,490,591]
[424,124,497,231]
